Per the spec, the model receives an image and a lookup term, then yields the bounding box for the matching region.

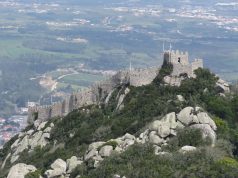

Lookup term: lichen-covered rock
[149,120,162,131]
[157,124,171,138]
[85,149,98,161]
[197,112,217,130]
[177,95,185,102]
[37,121,47,131]
[161,112,178,129]
[123,133,135,141]
[99,145,113,157]
[66,156,83,173]
[12,135,29,162]
[179,146,197,154]
[51,159,67,172]
[7,163,36,178]
[177,107,194,125]
[149,132,164,145]
[88,142,106,151]
[45,159,67,178]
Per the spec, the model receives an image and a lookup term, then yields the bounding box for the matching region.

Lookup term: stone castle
[163,50,203,86]
[163,50,203,77]
[28,50,203,123]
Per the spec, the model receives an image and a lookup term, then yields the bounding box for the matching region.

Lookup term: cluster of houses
[0,115,27,148]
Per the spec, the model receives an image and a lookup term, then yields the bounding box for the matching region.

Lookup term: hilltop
[1,51,238,178]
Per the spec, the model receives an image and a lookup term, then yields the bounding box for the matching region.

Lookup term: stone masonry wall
[164,50,189,65]
[27,51,202,123]
[28,67,159,123]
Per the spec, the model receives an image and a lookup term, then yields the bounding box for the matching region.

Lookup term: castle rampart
[28,66,159,123]
[28,50,203,123]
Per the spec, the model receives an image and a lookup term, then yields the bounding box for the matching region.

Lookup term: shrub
[25,170,42,178]
[214,117,230,139]
[176,128,210,147]
[217,157,238,168]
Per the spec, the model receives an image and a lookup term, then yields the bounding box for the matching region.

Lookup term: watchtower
[164,50,189,66]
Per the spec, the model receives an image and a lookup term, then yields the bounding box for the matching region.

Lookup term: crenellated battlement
[164,50,189,66]
[164,50,203,78]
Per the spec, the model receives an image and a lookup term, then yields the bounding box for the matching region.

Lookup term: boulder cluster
[6,121,54,164]
[6,106,217,178]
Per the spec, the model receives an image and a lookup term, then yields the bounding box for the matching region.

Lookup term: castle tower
[163,50,189,66]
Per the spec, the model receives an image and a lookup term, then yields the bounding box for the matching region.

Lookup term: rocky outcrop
[99,145,114,157]
[66,156,83,174]
[6,106,217,178]
[44,159,67,178]
[81,106,217,171]
[116,87,130,111]
[216,78,230,93]
[7,163,36,178]
[8,121,54,164]
[139,106,217,147]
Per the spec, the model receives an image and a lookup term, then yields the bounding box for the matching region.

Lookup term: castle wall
[28,50,203,123]
[191,59,203,71]
[129,67,159,86]
[171,64,193,77]
[51,102,64,118]
[37,106,52,122]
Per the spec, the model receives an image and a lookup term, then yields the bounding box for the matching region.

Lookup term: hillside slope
[1,65,238,178]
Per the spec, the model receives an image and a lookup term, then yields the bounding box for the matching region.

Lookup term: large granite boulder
[84,148,98,161]
[66,156,83,173]
[177,107,195,125]
[7,163,36,178]
[149,132,164,145]
[161,112,178,129]
[99,145,113,157]
[197,112,217,130]
[44,159,67,178]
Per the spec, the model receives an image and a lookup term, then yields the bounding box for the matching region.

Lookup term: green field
[58,72,106,90]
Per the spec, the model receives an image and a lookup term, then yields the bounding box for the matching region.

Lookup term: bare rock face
[7,163,36,178]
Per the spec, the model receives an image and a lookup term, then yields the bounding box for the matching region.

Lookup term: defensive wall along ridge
[28,50,204,123]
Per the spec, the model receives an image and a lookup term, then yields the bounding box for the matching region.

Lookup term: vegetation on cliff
[1,67,238,177]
